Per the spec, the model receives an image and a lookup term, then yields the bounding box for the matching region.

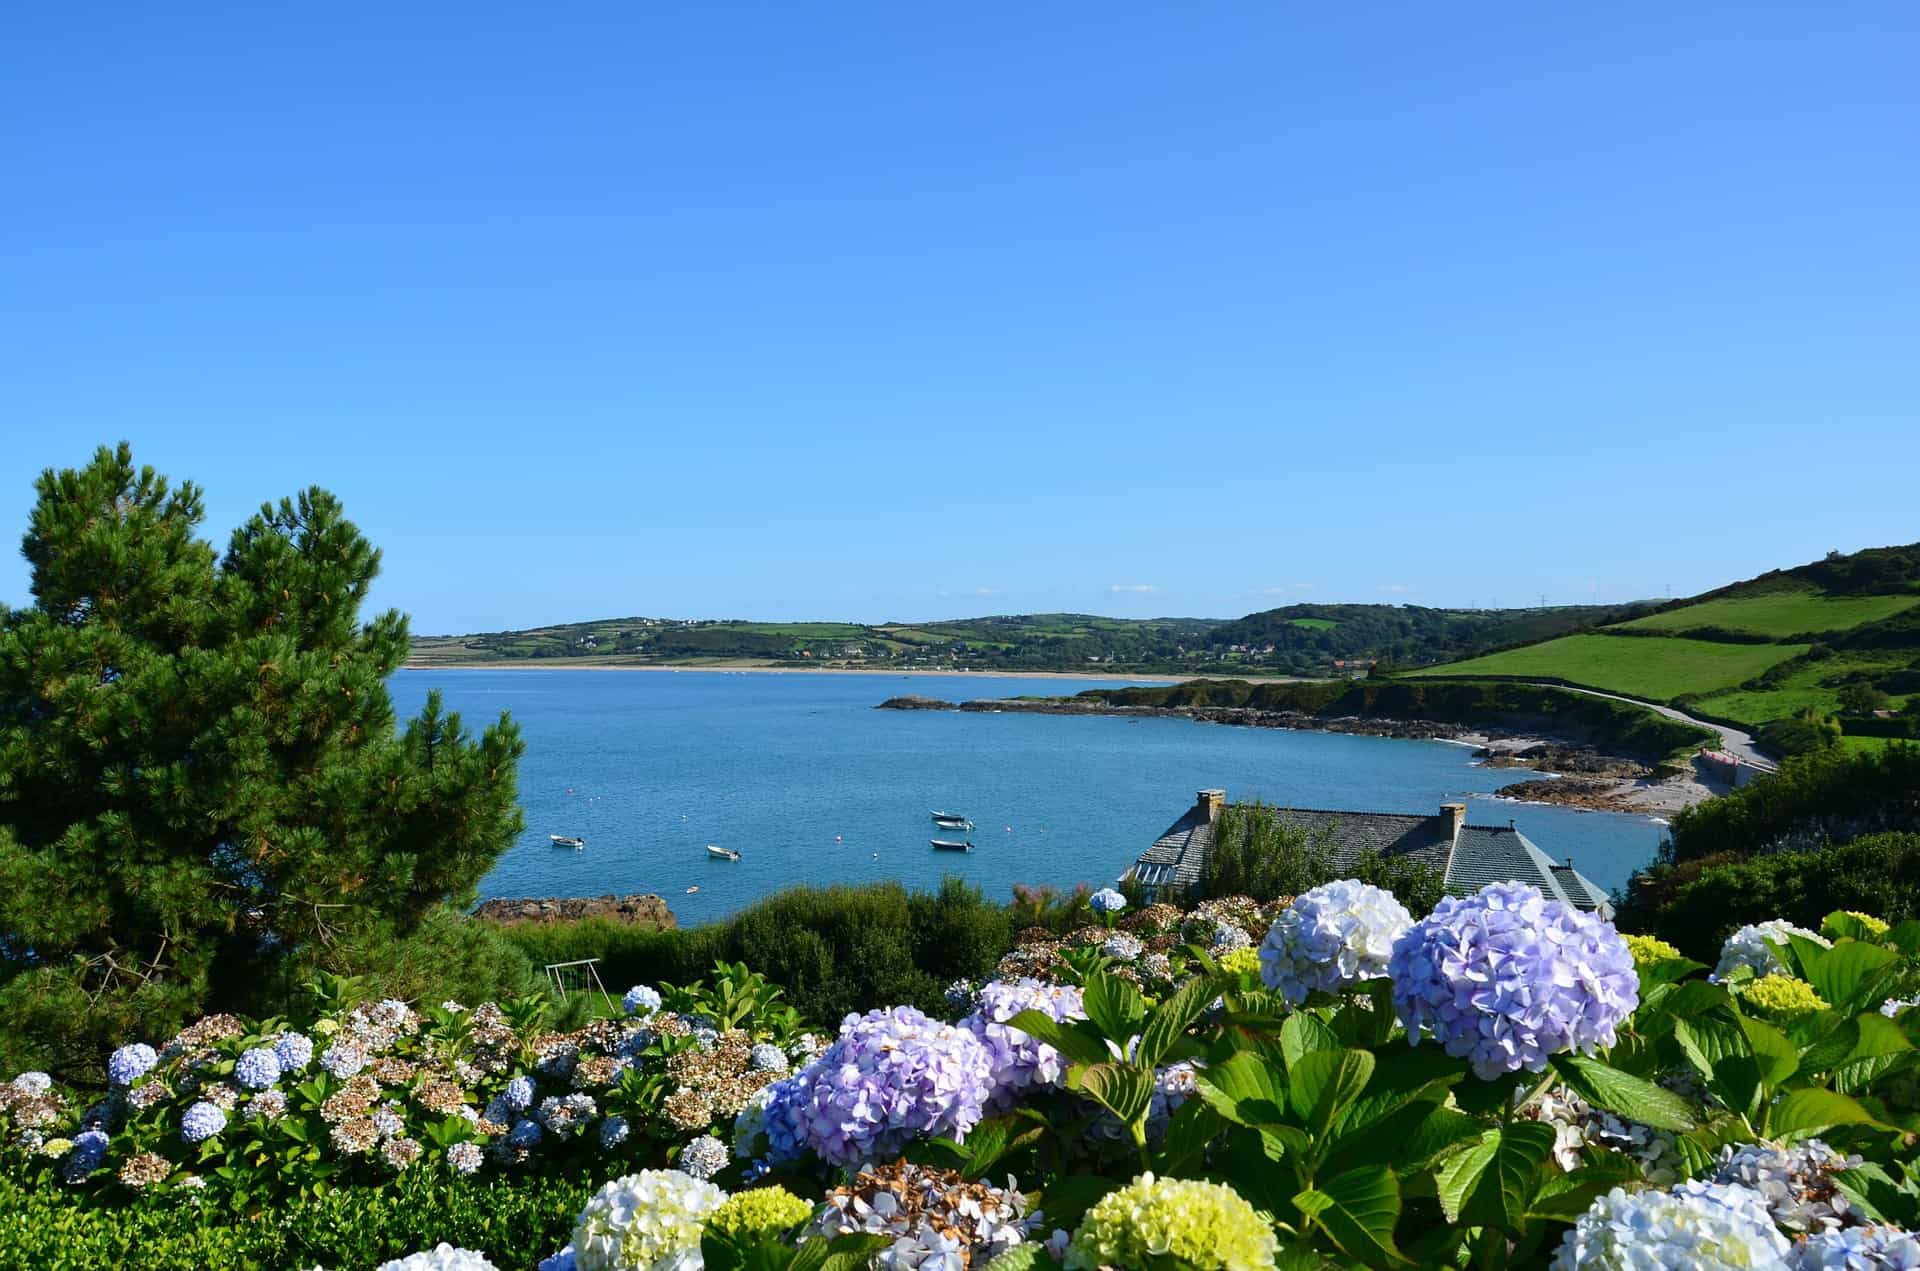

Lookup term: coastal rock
[471,893,677,929]
[876,695,959,710]
[1479,744,1649,778]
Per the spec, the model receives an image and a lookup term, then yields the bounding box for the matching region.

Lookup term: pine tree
[0,443,525,1074]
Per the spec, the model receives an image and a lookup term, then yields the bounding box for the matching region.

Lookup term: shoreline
[400,662,1211,684]
[878,695,1719,817]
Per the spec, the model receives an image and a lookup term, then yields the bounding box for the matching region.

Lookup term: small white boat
[930,810,965,822]
[550,834,586,850]
[932,815,974,830]
[930,839,973,852]
[706,844,741,861]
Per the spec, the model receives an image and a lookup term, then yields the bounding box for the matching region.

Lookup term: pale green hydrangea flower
[572,1169,726,1271]
[1065,1172,1275,1270]
[706,1186,814,1244]
[1737,975,1830,1027]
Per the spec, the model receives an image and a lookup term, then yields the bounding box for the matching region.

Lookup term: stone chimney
[1197,789,1226,822]
[1440,802,1467,837]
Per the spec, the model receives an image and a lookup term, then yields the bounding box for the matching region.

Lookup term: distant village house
[1125,789,1611,918]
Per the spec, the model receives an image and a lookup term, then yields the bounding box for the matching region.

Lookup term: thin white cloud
[1255,583,1315,596]
[972,586,1000,597]
[1109,583,1160,595]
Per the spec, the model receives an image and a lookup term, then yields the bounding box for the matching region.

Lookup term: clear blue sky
[3,5,1916,633]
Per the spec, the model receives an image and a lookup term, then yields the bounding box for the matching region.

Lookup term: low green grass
[1289,618,1339,631]
[1612,590,1920,638]
[1689,652,1911,725]
[1420,634,1808,701]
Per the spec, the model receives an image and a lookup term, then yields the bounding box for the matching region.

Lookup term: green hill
[1416,543,1920,752]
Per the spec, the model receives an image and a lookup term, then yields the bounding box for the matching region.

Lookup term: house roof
[1126,797,1613,916]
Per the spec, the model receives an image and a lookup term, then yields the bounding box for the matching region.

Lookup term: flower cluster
[1088,888,1128,915]
[764,1006,992,1167]
[961,979,1087,1110]
[108,1044,158,1088]
[1737,975,1831,1027]
[623,985,663,1018]
[1551,1181,1791,1269]
[707,1185,814,1243]
[1796,1225,1920,1270]
[811,1161,1031,1268]
[1713,920,1829,983]
[376,1243,501,1271]
[570,1169,725,1271]
[1390,882,1638,1079]
[1065,1172,1275,1270]
[1524,1087,1681,1183]
[1259,879,1412,1003]
[1624,934,1683,965]
[1712,1139,1863,1234]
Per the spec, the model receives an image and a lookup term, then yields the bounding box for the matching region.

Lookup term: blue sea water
[389,669,1667,928]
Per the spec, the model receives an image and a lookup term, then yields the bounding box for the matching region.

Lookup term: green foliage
[502,877,1014,1025]
[0,1169,591,1270]
[1659,742,1920,865]
[0,444,525,1076]
[1421,633,1810,702]
[1198,802,1447,915]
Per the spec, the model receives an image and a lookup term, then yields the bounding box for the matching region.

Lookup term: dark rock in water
[471,893,677,929]
[876,695,959,710]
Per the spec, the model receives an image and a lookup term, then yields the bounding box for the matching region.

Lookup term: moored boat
[932,815,974,830]
[930,810,966,822]
[706,844,741,861]
[929,839,973,852]
[550,834,586,849]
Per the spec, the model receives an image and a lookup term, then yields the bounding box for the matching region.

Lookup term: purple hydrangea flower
[180,1100,227,1144]
[1796,1224,1920,1270]
[961,980,1088,1111]
[1390,881,1639,1080]
[763,1005,993,1168]
[504,1076,535,1111]
[272,1032,314,1074]
[233,1046,282,1091]
[1089,888,1128,915]
[107,1044,158,1088]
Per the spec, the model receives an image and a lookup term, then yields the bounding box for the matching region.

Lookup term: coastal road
[1505,682,1778,773]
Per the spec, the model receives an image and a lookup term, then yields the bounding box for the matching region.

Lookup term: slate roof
[1126,798,1613,917]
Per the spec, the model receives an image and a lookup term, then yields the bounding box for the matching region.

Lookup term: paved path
[1509,681,1777,772]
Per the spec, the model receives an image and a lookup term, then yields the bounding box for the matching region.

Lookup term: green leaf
[1885,921,1920,955]
[1151,1097,1225,1175]
[1833,1014,1917,1094]
[982,1247,1063,1271]
[1288,1048,1376,1138]
[1194,1050,1289,1128]
[1738,1016,1801,1088]
[1805,941,1899,1014]
[1082,972,1148,1042]
[1674,1016,1761,1118]
[1280,1011,1341,1070]
[1433,1132,1499,1225]
[1831,1163,1920,1229]
[1550,1055,1696,1132]
[1137,972,1221,1071]
[1005,1010,1111,1068]
[1769,1088,1888,1139]
[1316,1165,1411,1270]
[1798,1018,1863,1075]
[1033,1174,1122,1231]
[1076,1062,1155,1128]
[1457,1121,1557,1234]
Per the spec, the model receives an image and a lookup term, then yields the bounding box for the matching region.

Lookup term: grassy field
[1417,634,1809,701]
[1688,651,1912,725]
[1288,618,1339,631]
[1612,590,1920,638]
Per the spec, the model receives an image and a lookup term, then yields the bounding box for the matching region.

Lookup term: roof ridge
[1247,806,1440,820]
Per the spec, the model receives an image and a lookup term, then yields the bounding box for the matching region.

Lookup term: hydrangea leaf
[1278,1012,1340,1071]
[1803,941,1900,1016]
[1455,1121,1557,1234]
[1193,1050,1289,1128]
[1737,1016,1801,1087]
[1075,1062,1155,1130]
[1003,1010,1108,1069]
[1080,973,1147,1044]
[1288,1048,1375,1139]
[1432,1131,1499,1225]
[1768,1087,1890,1140]
[1136,972,1221,1071]
[1549,1055,1697,1133]
[1313,1164,1411,1270]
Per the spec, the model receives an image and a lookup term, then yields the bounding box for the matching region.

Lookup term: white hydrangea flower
[1259,880,1412,1004]
[1712,1139,1862,1234]
[1551,1181,1793,1270]
[375,1245,500,1271]
[1712,921,1829,983]
[1797,1225,1920,1270]
[571,1169,726,1271]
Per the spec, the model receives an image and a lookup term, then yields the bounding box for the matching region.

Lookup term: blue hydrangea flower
[622,985,662,1017]
[1101,933,1144,962]
[504,1076,536,1111]
[319,1040,365,1078]
[272,1032,315,1074]
[962,979,1088,1111]
[12,1072,51,1094]
[679,1134,728,1181]
[599,1115,630,1150]
[749,1043,789,1074]
[509,1118,543,1150]
[1713,920,1829,984]
[180,1100,227,1144]
[1390,881,1639,1080]
[1796,1224,1920,1270]
[1260,879,1412,1004]
[64,1128,110,1179]
[233,1046,282,1091]
[763,1005,993,1167]
[107,1044,158,1088]
[1089,888,1128,915]
[1552,1181,1791,1269]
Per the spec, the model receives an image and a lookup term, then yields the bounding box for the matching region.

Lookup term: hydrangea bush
[11,893,1920,1271]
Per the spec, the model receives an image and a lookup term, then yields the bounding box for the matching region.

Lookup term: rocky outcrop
[876,695,959,710]
[1474,744,1650,779]
[472,893,677,929]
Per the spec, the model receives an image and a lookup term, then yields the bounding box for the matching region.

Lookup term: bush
[1200,801,1443,913]
[500,876,1016,1026]
[0,1170,592,1270]
[1659,741,1920,864]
